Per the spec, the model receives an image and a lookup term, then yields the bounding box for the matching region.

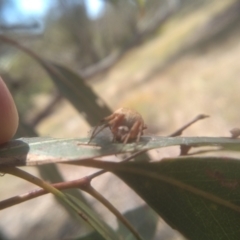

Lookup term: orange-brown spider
[88,107,147,144]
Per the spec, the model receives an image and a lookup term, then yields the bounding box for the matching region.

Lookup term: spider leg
[109,114,125,141]
[88,113,118,144]
[123,121,141,144]
[88,113,125,144]
[136,123,144,143]
[88,123,108,144]
[88,114,115,142]
[103,113,117,122]
[120,133,127,142]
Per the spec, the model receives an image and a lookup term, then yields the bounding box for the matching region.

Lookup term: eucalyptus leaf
[70,157,240,240]
[2,166,119,240]
[44,62,112,126]
[65,193,120,240]
[15,119,90,222]
[0,34,150,164]
[0,35,112,126]
[0,136,240,166]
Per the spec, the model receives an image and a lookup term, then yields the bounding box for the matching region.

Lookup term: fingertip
[0,77,19,144]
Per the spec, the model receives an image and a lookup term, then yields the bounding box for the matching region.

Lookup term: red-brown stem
[0,176,90,210]
[0,114,209,210]
[0,149,145,210]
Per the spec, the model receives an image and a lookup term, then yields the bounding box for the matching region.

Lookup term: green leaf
[0,35,112,126]
[69,157,240,240]
[65,194,120,240]
[2,167,120,240]
[14,119,91,219]
[0,34,150,163]
[0,136,240,166]
[44,62,112,126]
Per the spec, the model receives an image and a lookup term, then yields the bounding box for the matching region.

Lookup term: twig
[88,150,146,179]
[88,114,210,179]
[1,169,143,240]
[0,176,89,210]
[0,114,209,210]
[180,145,192,156]
[30,92,62,127]
[168,114,209,137]
[0,148,146,210]
[0,167,87,212]
[83,184,143,240]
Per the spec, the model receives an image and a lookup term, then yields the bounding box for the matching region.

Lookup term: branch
[1,167,143,240]
[0,147,143,210]
[0,175,89,210]
[168,114,209,137]
[0,114,210,209]
[83,184,143,240]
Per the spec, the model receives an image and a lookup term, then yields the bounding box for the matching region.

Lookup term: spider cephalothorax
[88,107,147,144]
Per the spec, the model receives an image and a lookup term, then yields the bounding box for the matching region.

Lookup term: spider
[88,107,147,144]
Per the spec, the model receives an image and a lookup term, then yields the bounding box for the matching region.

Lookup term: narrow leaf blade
[1,136,240,166]
[74,158,240,240]
[44,62,112,126]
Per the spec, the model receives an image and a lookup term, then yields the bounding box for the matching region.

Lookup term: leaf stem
[83,183,144,240]
[0,168,143,240]
[0,167,90,216]
[168,114,209,137]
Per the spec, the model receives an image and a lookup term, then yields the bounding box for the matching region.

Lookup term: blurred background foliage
[1,0,178,122]
[0,0,240,239]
